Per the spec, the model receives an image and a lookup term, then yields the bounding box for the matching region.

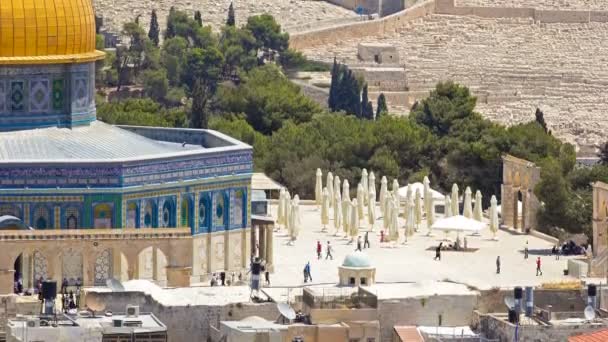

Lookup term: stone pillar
[152,247,158,281]
[501,184,514,229]
[22,253,31,289]
[265,225,274,272]
[521,191,528,232]
[259,224,266,261]
[54,206,61,229]
[121,199,127,228]
[24,203,30,226]
[166,266,191,287]
[112,248,123,281]
[206,233,212,274]
[194,193,200,232]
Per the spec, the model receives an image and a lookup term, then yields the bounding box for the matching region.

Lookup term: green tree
[328,58,339,110]
[161,37,188,86]
[183,47,224,91]
[219,26,258,76]
[329,63,362,116]
[165,8,214,47]
[148,9,160,46]
[194,11,203,27]
[535,108,549,134]
[190,79,208,128]
[142,69,169,103]
[376,93,388,119]
[245,14,289,61]
[361,83,373,119]
[96,34,105,50]
[227,2,236,26]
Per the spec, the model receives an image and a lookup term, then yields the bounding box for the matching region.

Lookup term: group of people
[60,277,82,313]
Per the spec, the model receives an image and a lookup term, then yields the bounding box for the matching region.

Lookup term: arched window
[160,199,175,228]
[143,200,156,228]
[181,196,192,229]
[198,194,211,233]
[126,202,139,228]
[33,205,50,229]
[93,203,113,228]
[214,191,229,230]
[64,207,80,229]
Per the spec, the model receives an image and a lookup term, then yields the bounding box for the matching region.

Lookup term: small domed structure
[339,251,376,287]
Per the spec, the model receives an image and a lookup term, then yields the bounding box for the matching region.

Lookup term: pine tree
[227,2,236,26]
[361,83,371,119]
[328,58,339,111]
[148,10,160,46]
[535,107,548,133]
[190,79,209,129]
[376,93,388,119]
[194,11,203,27]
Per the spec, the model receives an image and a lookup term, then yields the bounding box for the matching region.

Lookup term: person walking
[524,241,529,259]
[356,236,362,251]
[536,257,543,276]
[364,231,370,249]
[325,241,333,260]
[304,262,312,283]
[434,242,443,261]
[380,230,385,243]
[316,240,322,260]
[496,256,501,274]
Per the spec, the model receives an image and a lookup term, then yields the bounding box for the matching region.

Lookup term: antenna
[584,305,596,321]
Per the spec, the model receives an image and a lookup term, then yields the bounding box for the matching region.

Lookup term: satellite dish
[504,296,515,309]
[584,305,596,321]
[84,293,106,313]
[106,278,125,292]
[277,303,296,320]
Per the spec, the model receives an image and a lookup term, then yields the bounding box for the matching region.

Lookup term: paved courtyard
[269,203,578,291]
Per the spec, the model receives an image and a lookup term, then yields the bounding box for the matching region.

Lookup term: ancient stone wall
[501,155,541,232]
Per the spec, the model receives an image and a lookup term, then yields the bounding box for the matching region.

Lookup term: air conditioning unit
[126,305,139,317]
[26,318,40,328]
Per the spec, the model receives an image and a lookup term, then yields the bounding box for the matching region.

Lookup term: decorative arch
[213,191,229,231]
[143,199,157,228]
[33,205,51,229]
[32,250,48,282]
[126,201,140,228]
[93,203,113,228]
[63,206,81,229]
[198,193,211,233]
[94,249,113,286]
[160,198,176,228]
[62,248,83,284]
[180,195,193,232]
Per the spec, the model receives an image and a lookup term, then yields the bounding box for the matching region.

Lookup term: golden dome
[0,0,104,65]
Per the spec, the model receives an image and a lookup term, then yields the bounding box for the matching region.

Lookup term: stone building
[338,251,376,286]
[0,0,264,294]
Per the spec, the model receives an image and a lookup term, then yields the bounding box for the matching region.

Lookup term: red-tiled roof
[569,329,608,342]
[393,326,424,342]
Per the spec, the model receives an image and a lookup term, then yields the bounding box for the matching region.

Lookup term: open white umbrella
[473,190,483,222]
[342,196,351,236]
[390,198,400,242]
[357,183,365,218]
[379,176,388,214]
[431,215,486,236]
[362,169,369,206]
[327,172,334,208]
[451,184,459,216]
[400,182,444,202]
[368,190,376,230]
[444,195,453,218]
[290,195,301,242]
[350,199,359,241]
[321,187,330,231]
[369,171,376,205]
[463,187,473,219]
[392,179,400,201]
[405,197,415,243]
[490,195,499,240]
[333,176,341,211]
[415,189,423,231]
[315,168,323,208]
[333,190,342,235]
[342,179,350,204]
[277,188,286,226]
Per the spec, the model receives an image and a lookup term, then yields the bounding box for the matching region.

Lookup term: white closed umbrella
[474,190,483,222]
[415,189,423,231]
[284,190,291,233]
[315,169,323,207]
[290,195,301,242]
[342,179,350,203]
[379,176,388,214]
[390,198,400,242]
[327,172,334,208]
[383,192,390,231]
[362,169,369,206]
[463,187,473,219]
[357,183,365,218]
[423,176,431,212]
[392,179,400,201]
[451,184,459,216]
[369,171,376,204]
[333,176,341,211]
[444,195,452,218]
[277,188,286,226]
[368,190,376,230]
[342,196,351,236]
[490,195,499,240]
[405,197,415,243]
[321,187,329,231]
[350,199,359,241]
[334,190,342,235]
[427,196,435,235]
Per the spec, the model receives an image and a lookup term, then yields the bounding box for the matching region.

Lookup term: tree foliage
[328,63,362,116]
[148,10,160,46]
[376,93,388,119]
[227,2,236,26]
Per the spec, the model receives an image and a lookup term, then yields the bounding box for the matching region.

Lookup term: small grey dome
[342,251,372,268]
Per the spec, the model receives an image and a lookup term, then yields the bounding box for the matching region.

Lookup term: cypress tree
[165,7,176,39]
[361,83,370,119]
[376,93,388,119]
[190,79,208,129]
[366,101,374,120]
[148,10,160,46]
[194,11,203,27]
[535,107,548,133]
[227,2,236,26]
[328,58,339,111]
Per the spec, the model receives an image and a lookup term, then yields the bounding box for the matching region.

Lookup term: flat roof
[252,173,283,191]
[364,282,477,300]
